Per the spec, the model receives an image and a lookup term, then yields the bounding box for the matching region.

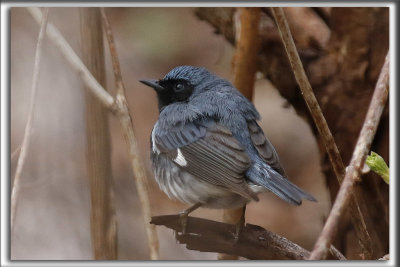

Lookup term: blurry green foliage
[366,151,389,184]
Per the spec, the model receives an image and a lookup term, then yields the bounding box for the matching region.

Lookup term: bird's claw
[233,206,246,244]
[179,211,189,235]
[233,221,244,244]
[177,203,201,235]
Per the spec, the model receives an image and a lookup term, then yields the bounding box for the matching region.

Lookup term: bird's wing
[153,120,258,201]
[246,120,317,204]
[247,120,287,177]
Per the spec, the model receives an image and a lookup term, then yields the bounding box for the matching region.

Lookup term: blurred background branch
[79,8,117,260]
[11,7,49,233]
[100,8,159,260]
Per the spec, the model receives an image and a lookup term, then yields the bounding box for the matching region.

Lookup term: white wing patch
[174,148,187,166]
[151,127,160,154]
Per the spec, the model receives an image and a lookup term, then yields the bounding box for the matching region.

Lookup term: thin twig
[11,8,49,233]
[26,7,115,111]
[26,7,159,260]
[309,52,389,260]
[270,7,345,186]
[378,254,389,260]
[329,246,347,260]
[100,8,159,260]
[271,7,374,258]
[11,145,21,163]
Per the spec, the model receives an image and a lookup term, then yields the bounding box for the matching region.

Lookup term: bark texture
[151,215,312,260]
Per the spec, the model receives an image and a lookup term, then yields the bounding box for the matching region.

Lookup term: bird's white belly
[152,155,265,209]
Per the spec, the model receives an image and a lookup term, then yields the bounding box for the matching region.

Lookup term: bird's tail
[246,163,317,205]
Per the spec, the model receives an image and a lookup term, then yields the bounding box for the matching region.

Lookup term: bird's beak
[139,79,165,92]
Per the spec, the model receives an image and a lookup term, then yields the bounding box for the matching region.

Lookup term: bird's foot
[233,216,245,244]
[178,203,202,235]
[233,206,246,244]
[178,210,189,235]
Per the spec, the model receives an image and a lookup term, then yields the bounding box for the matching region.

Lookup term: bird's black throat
[156,79,194,112]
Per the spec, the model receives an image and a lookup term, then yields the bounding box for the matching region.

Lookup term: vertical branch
[219,7,261,261]
[309,52,389,260]
[271,7,374,258]
[100,8,159,260]
[79,8,117,260]
[11,7,49,233]
[232,7,261,100]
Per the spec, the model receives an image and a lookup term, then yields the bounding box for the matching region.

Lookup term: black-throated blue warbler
[140,66,316,237]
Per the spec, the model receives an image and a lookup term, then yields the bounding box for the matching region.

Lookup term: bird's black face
[140,78,194,112]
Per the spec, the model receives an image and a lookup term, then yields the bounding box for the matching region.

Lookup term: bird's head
[140,66,217,112]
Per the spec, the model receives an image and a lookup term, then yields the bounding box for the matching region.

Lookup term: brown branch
[329,246,347,260]
[218,7,261,261]
[309,52,389,260]
[100,8,159,260]
[26,7,159,260]
[232,7,261,100]
[311,7,331,27]
[11,7,49,233]
[151,215,310,260]
[219,208,242,260]
[151,215,345,260]
[270,7,375,259]
[79,8,117,260]
[282,7,330,51]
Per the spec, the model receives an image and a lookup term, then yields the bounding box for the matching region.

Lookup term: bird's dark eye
[174,82,185,92]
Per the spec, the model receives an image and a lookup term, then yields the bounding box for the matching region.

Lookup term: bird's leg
[233,205,246,243]
[179,203,202,234]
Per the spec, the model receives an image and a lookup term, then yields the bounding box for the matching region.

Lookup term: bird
[140,66,316,238]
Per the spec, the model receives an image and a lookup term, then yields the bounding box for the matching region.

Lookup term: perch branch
[151,215,345,260]
[271,7,375,258]
[100,8,159,260]
[11,8,49,233]
[26,7,159,260]
[309,52,389,260]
